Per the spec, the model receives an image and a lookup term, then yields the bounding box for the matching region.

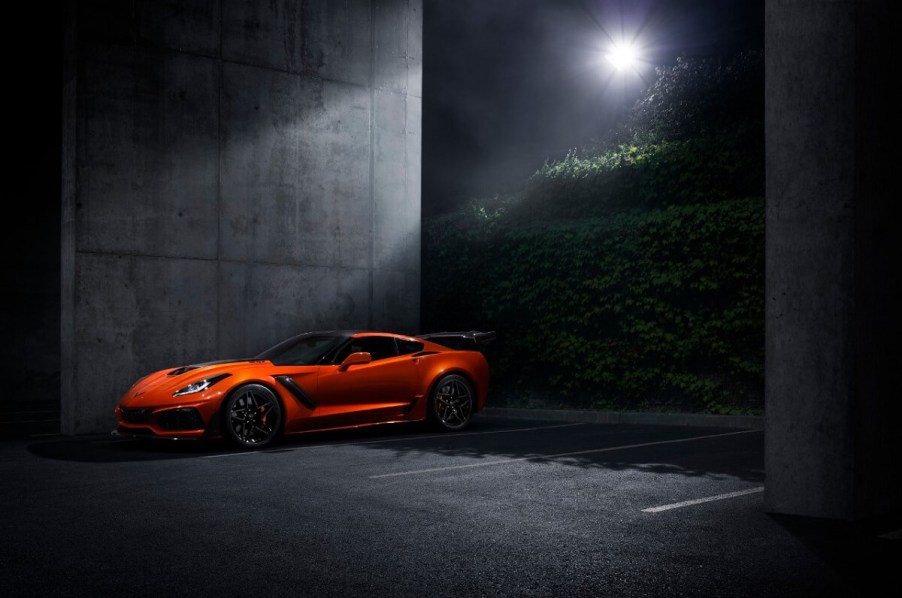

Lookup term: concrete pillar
[61,0,422,434]
[765,0,900,519]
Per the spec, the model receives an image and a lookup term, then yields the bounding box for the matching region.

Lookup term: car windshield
[254,333,348,366]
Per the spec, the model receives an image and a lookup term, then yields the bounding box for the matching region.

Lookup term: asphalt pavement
[1,416,897,596]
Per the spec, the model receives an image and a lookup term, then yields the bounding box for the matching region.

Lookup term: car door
[306,335,420,428]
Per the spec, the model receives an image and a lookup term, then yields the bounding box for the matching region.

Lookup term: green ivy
[423,197,764,414]
[422,52,764,414]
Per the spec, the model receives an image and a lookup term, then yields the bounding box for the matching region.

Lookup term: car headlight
[173,374,231,397]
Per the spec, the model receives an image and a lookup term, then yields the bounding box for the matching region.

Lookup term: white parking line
[642,487,764,513]
[369,429,760,479]
[202,422,584,459]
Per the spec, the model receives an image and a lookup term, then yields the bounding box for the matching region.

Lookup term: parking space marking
[641,486,764,513]
[202,422,584,459]
[369,429,761,479]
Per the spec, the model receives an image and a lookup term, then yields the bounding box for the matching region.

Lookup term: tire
[429,374,475,431]
[222,384,282,448]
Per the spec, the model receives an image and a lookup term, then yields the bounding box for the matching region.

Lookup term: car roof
[303,330,417,340]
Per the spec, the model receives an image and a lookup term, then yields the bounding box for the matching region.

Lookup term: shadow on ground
[22,421,429,463]
[24,435,226,462]
[354,418,765,483]
[23,416,764,484]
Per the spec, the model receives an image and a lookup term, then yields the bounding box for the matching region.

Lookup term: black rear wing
[417,330,497,351]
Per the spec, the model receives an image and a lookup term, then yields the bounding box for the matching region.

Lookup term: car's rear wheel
[429,374,475,431]
[222,384,282,448]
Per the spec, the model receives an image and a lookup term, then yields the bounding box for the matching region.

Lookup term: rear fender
[416,352,489,411]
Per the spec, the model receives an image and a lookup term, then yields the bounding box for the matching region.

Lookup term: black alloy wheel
[223,384,282,448]
[430,374,475,431]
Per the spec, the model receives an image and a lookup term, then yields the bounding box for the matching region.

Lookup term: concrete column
[61,0,422,434]
[765,0,900,519]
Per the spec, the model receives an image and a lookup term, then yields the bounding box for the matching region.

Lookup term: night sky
[422,0,764,216]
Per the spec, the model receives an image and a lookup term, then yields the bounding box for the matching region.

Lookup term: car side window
[333,336,399,364]
[397,339,424,355]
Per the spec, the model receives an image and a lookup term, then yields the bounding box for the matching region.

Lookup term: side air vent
[274,376,317,410]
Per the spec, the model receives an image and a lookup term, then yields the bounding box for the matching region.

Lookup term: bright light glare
[605,42,640,71]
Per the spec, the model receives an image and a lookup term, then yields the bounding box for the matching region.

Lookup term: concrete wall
[765,0,900,520]
[62,0,422,434]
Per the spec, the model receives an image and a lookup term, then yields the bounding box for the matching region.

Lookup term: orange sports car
[115,330,493,447]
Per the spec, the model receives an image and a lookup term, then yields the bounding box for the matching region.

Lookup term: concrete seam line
[369,429,761,479]
[641,487,765,513]
[366,0,376,329]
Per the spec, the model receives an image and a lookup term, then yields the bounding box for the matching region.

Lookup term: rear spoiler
[417,331,497,351]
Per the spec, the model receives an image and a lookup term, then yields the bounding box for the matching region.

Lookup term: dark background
[3,6,63,404]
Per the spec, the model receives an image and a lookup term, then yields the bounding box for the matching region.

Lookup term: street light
[605,41,640,72]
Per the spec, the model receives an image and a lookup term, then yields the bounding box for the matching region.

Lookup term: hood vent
[168,366,199,377]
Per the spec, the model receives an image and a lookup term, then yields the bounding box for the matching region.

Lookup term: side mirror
[338,351,372,372]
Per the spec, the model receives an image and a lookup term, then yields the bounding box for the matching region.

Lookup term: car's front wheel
[222,384,282,448]
[429,374,475,431]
